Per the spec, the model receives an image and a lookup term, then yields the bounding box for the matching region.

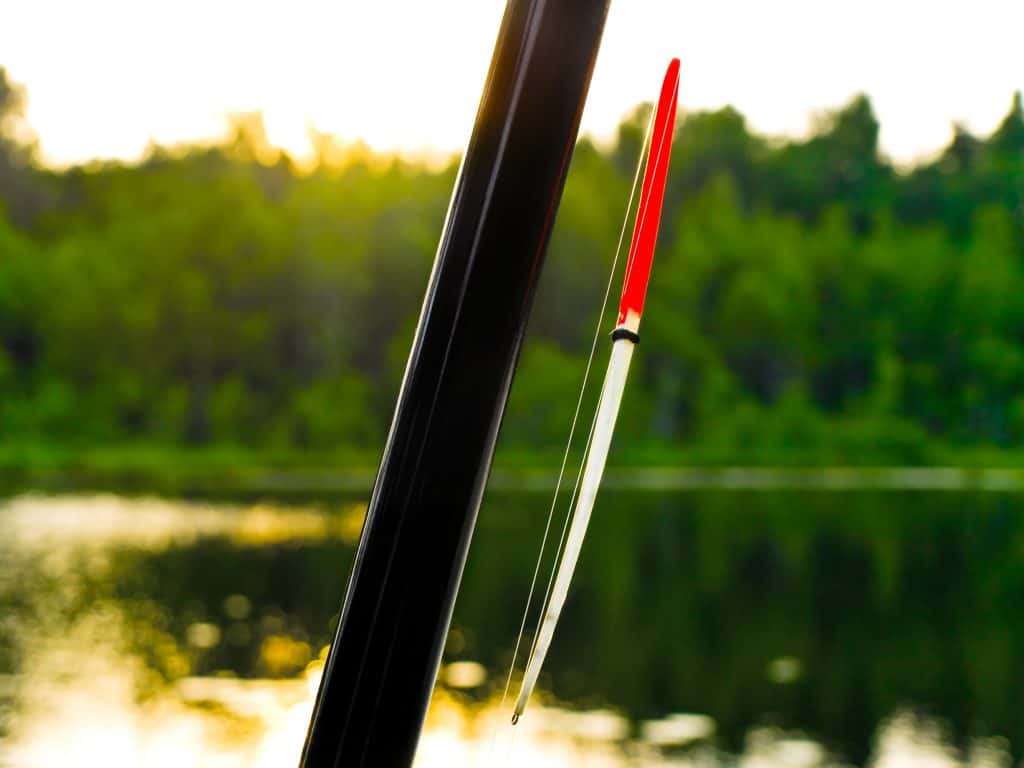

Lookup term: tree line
[1,66,1023,466]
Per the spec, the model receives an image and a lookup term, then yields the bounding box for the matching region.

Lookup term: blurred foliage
[1,64,1023,467]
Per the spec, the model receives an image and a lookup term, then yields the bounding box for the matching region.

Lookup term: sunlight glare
[1,0,1022,166]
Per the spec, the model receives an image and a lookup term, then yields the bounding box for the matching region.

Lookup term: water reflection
[0,491,1020,766]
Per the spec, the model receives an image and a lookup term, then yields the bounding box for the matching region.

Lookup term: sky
[1,0,1022,168]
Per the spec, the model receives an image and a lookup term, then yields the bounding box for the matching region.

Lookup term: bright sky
[2,0,1022,168]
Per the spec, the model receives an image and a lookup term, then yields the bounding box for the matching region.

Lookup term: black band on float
[611,327,640,344]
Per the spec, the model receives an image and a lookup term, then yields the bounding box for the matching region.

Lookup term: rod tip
[511,713,520,725]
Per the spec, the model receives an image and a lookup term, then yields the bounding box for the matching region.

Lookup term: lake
[0,486,1020,767]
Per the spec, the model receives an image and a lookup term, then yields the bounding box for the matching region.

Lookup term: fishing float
[512,57,681,724]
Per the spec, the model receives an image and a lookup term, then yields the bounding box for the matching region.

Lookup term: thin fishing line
[520,362,606,674]
[523,99,667,672]
[503,107,655,701]
[489,104,658,740]
[522,76,678,683]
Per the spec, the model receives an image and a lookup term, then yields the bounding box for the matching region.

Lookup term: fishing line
[519,359,607,675]
[517,66,679,706]
[486,103,657,753]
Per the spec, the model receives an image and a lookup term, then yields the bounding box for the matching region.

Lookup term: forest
[1,66,1023,472]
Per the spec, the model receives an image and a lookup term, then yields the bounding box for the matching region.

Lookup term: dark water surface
[0,488,1020,766]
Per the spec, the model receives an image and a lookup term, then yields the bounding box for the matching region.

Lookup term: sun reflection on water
[0,493,368,550]
[2,627,1007,768]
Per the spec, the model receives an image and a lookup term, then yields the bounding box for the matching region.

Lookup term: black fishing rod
[299,0,612,765]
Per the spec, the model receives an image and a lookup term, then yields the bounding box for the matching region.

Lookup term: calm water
[0,488,1021,767]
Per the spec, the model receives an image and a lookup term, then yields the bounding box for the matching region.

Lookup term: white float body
[514,327,636,720]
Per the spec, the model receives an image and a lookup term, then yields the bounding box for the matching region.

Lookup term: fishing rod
[513,57,680,724]
[300,1,612,765]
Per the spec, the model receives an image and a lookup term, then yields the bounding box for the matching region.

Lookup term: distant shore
[4,442,1024,496]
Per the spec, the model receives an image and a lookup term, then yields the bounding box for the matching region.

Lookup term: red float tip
[616,58,680,330]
